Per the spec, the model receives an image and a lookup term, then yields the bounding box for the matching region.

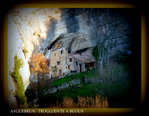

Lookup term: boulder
[44,87,57,95]
[57,82,69,90]
[69,79,80,86]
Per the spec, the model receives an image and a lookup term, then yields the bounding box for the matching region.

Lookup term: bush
[99,62,129,82]
[11,55,27,107]
[92,45,99,60]
[49,95,108,108]
[29,51,50,76]
[51,70,98,86]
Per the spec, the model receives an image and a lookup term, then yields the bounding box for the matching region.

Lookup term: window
[90,62,94,67]
[69,58,72,62]
[68,65,70,70]
[57,61,60,65]
[76,62,78,66]
[85,63,89,69]
[61,50,63,54]
[54,53,56,57]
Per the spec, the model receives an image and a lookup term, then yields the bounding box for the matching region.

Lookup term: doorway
[59,69,62,77]
[79,64,82,72]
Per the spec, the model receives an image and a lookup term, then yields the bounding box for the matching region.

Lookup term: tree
[29,51,50,76]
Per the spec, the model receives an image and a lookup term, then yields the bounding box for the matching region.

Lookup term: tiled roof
[69,52,96,63]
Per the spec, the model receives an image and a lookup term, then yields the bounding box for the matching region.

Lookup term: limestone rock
[69,79,81,86]
[45,87,57,94]
[8,8,61,107]
[57,82,69,90]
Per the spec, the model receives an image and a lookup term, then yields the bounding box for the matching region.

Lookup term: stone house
[48,47,96,78]
[68,53,96,73]
[67,53,85,73]
[50,48,68,78]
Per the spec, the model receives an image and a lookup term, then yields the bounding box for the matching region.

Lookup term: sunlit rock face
[8,8,61,107]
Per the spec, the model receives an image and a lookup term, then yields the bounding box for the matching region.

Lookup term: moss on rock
[11,55,27,107]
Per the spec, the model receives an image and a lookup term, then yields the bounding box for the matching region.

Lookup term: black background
[0,0,149,116]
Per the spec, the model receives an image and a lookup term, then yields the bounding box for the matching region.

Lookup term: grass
[48,95,108,108]
[53,79,131,101]
[30,61,134,108]
[39,77,133,107]
[38,83,97,106]
[37,62,134,108]
[40,63,128,96]
[51,69,98,86]
[11,55,27,107]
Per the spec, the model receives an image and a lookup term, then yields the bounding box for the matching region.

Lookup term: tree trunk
[107,47,109,71]
[98,44,103,74]
[99,58,103,74]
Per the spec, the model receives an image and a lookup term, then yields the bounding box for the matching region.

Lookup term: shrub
[11,55,27,107]
[51,66,57,77]
[29,51,50,76]
[62,97,75,108]
[51,69,98,86]
[92,45,99,60]
[99,62,128,82]
[49,95,108,108]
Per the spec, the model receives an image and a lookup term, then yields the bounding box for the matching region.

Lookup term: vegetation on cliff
[11,55,27,107]
[29,51,50,76]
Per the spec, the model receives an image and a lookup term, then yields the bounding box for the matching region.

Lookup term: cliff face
[8,8,61,107]
[42,9,133,58]
[8,8,137,107]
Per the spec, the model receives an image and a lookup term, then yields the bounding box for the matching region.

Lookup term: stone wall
[50,48,68,77]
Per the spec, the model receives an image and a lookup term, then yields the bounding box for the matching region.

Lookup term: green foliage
[11,55,23,82]
[52,66,57,77]
[92,45,99,60]
[51,66,57,77]
[40,77,132,107]
[11,55,27,107]
[33,32,36,36]
[37,65,132,107]
[51,76,72,86]
[22,47,28,54]
[112,51,132,71]
[51,69,98,86]
[37,60,132,107]
[28,21,31,26]
[38,34,40,38]
[40,83,97,105]
[32,11,36,14]
[90,79,131,98]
